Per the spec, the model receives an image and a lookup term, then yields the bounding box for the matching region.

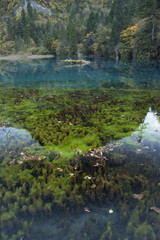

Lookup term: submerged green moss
[0,88,160,239]
[0,88,154,154]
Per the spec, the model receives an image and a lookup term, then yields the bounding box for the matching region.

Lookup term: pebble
[109,209,113,214]
[144,146,149,149]
[57,168,63,172]
[136,149,143,154]
[84,176,92,180]
[70,173,74,177]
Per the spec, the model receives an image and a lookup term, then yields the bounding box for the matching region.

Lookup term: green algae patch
[0,88,155,155]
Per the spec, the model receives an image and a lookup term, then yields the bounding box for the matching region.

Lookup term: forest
[0,0,160,59]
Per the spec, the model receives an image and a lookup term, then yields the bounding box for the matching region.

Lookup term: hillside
[0,0,160,59]
[0,0,110,17]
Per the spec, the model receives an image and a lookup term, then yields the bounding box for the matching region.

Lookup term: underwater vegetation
[0,88,154,153]
[0,88,160,239]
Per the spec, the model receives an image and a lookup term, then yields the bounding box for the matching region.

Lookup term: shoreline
[0,54,54,61]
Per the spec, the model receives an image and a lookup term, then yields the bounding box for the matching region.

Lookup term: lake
[0,58,160,240]
[1,58,160,89]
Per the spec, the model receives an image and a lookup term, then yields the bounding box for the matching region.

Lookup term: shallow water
[97,109,160,171]
[1,58,160,240]
[120,109,160,166]
[32,205,118,240]
[28,109,160,240]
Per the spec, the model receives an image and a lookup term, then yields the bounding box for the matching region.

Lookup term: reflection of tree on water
[137,123,147,143]
[0,127,35,156]
[1,127,13,141]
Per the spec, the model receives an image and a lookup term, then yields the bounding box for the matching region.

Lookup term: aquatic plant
[0,88,160,239]
[100,221,112,240]
[0,88,154,154]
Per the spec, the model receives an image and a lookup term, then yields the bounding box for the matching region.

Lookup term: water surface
[0,58,160,89]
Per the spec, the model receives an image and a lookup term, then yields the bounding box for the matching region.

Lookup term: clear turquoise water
[0,58,160,89]
[30,106,160,239]
[1,58,160,240]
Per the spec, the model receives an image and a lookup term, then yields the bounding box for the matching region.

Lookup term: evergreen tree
[7,17,15,40]
[137,0,156,18]
[86,11,98,34]
[110,0,134,45]
[27,0,33,18]
[134,0,159,58]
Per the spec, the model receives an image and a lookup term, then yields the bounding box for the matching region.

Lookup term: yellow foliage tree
[119,24,137,58]
[8,0,21,11]
[16,7,23,21]
[120,24,137,47]
[51,39,59,54]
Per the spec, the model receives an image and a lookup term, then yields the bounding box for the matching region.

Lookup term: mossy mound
[61,59,90,64]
